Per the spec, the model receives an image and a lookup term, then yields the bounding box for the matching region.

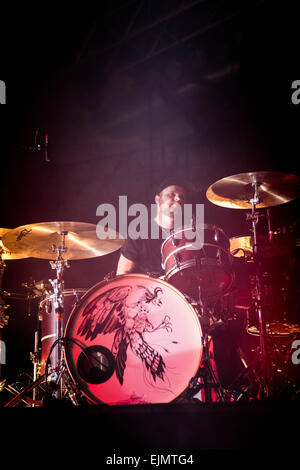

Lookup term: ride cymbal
[2,222,124,260]
[206,171,300,209]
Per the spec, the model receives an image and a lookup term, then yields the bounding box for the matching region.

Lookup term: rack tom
[161,224,234,300]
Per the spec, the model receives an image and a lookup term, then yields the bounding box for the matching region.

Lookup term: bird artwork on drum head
[76,284,173,386]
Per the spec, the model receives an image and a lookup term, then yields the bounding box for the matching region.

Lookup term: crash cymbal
[2,222,124,260]
[206,171,300,209]
[0,228,30,260]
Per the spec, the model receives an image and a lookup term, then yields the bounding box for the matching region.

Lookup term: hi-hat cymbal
[206,171,300,209]
[0,228,30,260]
[230,232,296,259]
[247,322,300,337]
[230,235,253,257]
[2,222,124,260]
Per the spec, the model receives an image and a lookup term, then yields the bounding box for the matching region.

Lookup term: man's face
[155,185,186,217]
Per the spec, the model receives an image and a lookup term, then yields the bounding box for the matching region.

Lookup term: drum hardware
[0,254,9,380]
[103,271,117,281]
[30,330,41,403]
[44,231,70,400]
[3,338,88,407]
[4,231,78,407]
[223,349,263,401]
[1,372,45,407]
[22,279,51,300]
[0,379,33,407]
[239,184,269,397]
[4,370,56,408]
[187,332,227,402]
[206,170,300,399]
[184,285,230,402]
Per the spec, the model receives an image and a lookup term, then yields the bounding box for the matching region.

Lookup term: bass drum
[64,274,203,405]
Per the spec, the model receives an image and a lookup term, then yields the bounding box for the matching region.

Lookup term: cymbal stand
[248,182,270,398]
[3,233,86,407]
[47,231,69,400]
[0,252,10,380]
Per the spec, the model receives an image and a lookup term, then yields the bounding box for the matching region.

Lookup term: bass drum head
[64,274,202,405]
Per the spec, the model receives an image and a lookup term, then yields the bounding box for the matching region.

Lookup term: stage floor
[0,400,299,451]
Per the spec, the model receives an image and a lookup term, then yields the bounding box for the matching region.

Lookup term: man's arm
[116,253,137,275]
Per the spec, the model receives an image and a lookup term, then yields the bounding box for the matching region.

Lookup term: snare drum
[64,274,203,405]
[161,224,234,300]
[39,288,87,374]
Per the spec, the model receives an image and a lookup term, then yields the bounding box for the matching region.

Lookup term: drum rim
[161,224,230,256]
[64,273,203,405]
[162,243,232,269]
[161,223,229,245]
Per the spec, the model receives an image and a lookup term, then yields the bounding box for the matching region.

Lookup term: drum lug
[174,252,181,267]
[172,235,180,247]
[72,290,81,306]
[46,300,52,314]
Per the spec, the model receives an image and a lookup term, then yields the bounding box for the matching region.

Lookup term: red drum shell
[64,274,203,405]
[161,224,234,299]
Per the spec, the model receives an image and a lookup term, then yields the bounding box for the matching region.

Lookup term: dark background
[0,1,299,384]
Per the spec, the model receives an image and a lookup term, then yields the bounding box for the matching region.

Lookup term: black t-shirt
[120,219,167,277]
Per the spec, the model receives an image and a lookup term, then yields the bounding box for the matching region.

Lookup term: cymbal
[206,171,300,209]
[230,235,253,257]
[247,322,300,337]
[0,228,30,260]
[2,222,124,260]
[230,232,296,258]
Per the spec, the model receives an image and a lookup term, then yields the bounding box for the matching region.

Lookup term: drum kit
[0,171,299,407]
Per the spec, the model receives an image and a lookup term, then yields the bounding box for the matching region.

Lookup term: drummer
[116,177,192,277]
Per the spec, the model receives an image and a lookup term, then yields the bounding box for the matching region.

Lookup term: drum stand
[186,284,227,403]
[247,183,270,398]
[46,231,70,400]
[0,255,10,380]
